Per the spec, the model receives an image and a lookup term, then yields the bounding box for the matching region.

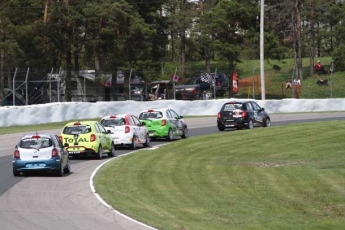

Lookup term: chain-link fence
[1,67,341,106]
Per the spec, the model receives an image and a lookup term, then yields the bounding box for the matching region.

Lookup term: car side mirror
[259,108,265,112]
[107,130,112,134]
[179,115,184,119]
[141,121,146,126]
[64,143,69,147]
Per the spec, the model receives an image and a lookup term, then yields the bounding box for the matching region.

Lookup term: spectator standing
[293,77,301,99]
[203,90,209,100]
[315,60,326,74]
[285,78,292,89]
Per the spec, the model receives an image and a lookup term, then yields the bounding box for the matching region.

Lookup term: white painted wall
[0,98,344,127]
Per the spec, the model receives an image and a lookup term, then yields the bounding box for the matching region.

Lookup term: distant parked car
[60,121,115,159]
[138,108,188,140]
[12,133,70,177]
[100,114,150,149]
[188,72,228,97]
[217,101,271,131]
[141,80,175,100]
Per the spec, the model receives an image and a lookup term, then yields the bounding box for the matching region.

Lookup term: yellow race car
[60,121,115,159]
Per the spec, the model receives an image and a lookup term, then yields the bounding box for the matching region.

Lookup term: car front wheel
[131,136,137,149]
[143,134,150,147]
[181,126,188,139]
[56,163,64,177]
[263,117,271,127]
[63,164,71,174]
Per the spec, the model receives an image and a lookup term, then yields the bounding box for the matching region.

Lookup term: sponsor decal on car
[233,109,242,118]
[63,137,89,143]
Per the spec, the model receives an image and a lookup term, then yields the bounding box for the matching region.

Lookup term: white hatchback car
[100,114,150,149]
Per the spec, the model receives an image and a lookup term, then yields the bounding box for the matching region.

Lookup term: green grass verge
[0,118,100,135]
[0,116,215,135]
[94,121,345,230]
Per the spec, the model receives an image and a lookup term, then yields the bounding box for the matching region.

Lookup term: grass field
[0,115,218,135]
[178,57,341,99]
[94,121,345,230]
[0,118,101,135]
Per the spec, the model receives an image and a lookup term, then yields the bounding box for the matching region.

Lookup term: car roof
[139,108,169,113]
[149,80,171,84]
[21,133,54,139]
[224,100,256,104]
[64,120,95,126]
[102,114,132,119]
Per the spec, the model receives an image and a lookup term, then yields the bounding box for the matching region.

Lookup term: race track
[0,113,344,230]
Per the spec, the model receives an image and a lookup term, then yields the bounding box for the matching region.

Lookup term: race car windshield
[139,112,163,119]
[101,118,125,126]
[63,125,91,134]
[19,137,53,149]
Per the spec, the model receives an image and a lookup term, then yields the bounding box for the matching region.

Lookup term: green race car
[138,108,188,141]
[60,121,116,159]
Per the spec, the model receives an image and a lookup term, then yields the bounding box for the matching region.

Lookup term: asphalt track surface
[0,113,344,230]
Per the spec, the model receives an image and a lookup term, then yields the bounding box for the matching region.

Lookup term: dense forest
[0,0,344,103]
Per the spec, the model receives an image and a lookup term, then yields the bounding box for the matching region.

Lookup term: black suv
[217,101,271,131]
[185,72,228,97]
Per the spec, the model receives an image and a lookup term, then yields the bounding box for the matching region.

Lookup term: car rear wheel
[13,170,20,177]
[97,145,103,159]
[131,136,137,149]
[108,143,116,157]
[247,119,254,129]
[263,117,271,127]
[143,134,150,147]
[218,126,225,131]
[181,126,188,139]
[166,128,173,141]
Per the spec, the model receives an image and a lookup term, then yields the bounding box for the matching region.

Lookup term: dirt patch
[239,76,271,87]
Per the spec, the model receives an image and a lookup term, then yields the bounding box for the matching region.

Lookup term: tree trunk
[317,22,321,57]
[170,5,175,63]
[110,67,118,101]
[293,0,303,80]
[0,48,4,106]
[65,45,72,102]
[310,0,315,77]
[296,1,303,80]
[0,17,4,106]
[180,29,186,78]
[94,47,103,101]
[205,48,210,73]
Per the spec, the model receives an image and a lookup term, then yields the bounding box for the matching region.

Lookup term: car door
[131,115,145,142]
[169,109,184,135]
[55,134,69,166]
[165,110,178,134]
[95,122,111,151]
[243,102,255,123]
[129,116,138,140]
[250,101,265,124]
